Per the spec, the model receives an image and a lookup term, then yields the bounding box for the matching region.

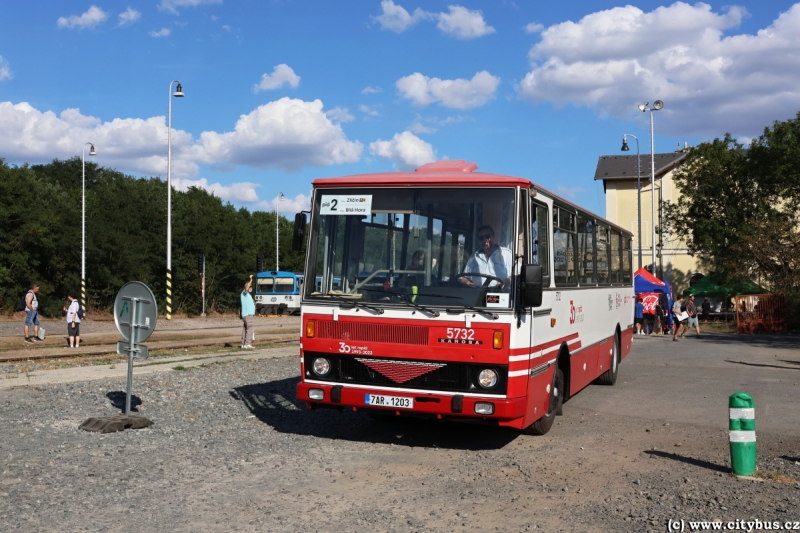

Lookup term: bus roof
[312,161,633,237]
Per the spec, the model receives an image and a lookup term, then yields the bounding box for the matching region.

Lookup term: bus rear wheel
[523,367,564,436]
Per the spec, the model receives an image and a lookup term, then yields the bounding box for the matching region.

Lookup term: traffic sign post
[79,281,157,433]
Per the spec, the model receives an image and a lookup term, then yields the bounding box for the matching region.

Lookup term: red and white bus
[294,160,634,434]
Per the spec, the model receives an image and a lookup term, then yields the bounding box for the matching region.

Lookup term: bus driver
[460,225,513,290]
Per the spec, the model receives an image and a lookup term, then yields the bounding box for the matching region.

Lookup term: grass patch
[172,365,189,371]
[754,470,798,484]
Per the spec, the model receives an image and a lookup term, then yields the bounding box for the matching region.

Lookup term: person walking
[634,297,645,335]
[23,284,41,344]
[672,295,688,341]
[686,295,702,337]
[65,291,81,348]
[240,275,256,349]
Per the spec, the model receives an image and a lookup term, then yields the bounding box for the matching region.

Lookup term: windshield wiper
[444,304,499,321]
[337,300,384,314]
[360,288,440,317]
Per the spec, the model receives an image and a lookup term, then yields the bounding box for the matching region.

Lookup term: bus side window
[577,214,595,286]
[596,224,610,285]
[610,230,622,284]
[622,235,632,285]
[532,203,549,281]
[553,207,576,286]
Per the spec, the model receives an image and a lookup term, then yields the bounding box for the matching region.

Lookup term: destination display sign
[320,195,372,215]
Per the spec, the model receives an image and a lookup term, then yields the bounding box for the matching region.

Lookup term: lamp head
[620,137,629,152]
[173,82,184,97]
[638,103,647,112]
[653,100,664,110]
[89,144,96,156]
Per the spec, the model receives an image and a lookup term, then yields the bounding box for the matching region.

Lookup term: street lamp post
[620,135,642,270]
[276,192,285,270]
[638,100,664,273]
[166,80,184,320]
[81,142,96,311]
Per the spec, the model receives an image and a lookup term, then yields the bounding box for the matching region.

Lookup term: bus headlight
[477,369,498,389]
[312,357,331,377]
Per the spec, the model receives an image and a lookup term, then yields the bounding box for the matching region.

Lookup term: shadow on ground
[701,333,800,351]
[106,391,142,413]
[724,360,800,371]
[644,450,730,473]
[231,377,518,451]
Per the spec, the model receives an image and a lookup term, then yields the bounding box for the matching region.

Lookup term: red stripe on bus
[509,332,580,356]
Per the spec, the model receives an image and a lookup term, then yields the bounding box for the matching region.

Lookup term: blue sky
[2,1,799,217]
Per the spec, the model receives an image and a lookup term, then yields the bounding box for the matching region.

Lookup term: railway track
[0,334,299,363]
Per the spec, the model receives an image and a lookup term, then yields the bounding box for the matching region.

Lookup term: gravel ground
[1,354,799,533]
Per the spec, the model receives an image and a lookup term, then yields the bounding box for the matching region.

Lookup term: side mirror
[292,212,307,252]
[522,264,543,308]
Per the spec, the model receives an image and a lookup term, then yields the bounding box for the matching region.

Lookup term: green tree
[664,113,800,295]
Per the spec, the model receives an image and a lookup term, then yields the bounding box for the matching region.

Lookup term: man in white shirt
[460,225,513,290]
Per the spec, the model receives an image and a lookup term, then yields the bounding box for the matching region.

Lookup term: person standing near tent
[634,298,645,335]
[655,299,665,335]
[702,297,711,322]
[672,295,688,341]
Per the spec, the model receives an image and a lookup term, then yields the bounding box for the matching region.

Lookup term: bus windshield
[306,187,517,309]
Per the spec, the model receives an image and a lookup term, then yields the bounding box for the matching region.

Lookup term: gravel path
[1,348,799,533]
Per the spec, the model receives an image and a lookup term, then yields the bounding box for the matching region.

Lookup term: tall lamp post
[638,100,664,273]
[276,192,285,270]
[620,134,642,270]
[81,142,96,311]
[166,80,184,320]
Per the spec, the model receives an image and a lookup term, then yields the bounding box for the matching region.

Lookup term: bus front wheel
[523,367,564,436]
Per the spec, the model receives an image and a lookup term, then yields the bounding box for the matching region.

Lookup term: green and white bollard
[729,392,756,476]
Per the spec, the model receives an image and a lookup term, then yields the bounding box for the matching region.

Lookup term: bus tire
[523,367,564,436]
[596,333,619,386]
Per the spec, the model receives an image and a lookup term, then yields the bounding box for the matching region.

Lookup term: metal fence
[735,293,786,334]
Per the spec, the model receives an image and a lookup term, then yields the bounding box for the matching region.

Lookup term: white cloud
[359,104,380,117]
[524,22,544,34]
[362,86,382,94]
[0,102,198,177]
[436,5,495,39]
[255,193,311,215]
[150,28,171,37]
[172,177,260,204]
[369,131,436,169]
[253,64,301,92]
[159,0,222,15]
[118,7,141,26]
[0,98,362,180]
[0,56,11,81]
[409,121,435,134]
[516,2,800,137]
[57,6,108,30]
[556,186,586,199]
[372,0,431,33]
[197,97,363,171]
[326,107,355,123]
[396,71,500,109]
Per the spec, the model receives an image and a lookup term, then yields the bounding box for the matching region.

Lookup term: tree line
[0,158,305,317]
[664,112,800,328]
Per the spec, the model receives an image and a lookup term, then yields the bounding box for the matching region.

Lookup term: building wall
[603,168,702,294]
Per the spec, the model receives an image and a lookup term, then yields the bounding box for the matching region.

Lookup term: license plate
[364,394,414,409]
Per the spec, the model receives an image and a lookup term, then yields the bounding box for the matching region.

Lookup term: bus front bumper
[297,382,528,428]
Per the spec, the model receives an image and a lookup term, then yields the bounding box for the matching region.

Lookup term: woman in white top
[66,291,81,348]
